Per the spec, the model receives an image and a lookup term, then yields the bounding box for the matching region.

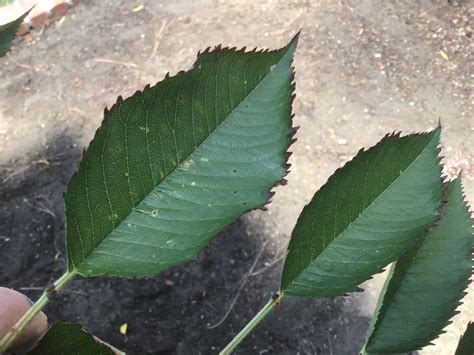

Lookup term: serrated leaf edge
[280,127,442,296]
[363,176,473,353]
[65,33,300,274]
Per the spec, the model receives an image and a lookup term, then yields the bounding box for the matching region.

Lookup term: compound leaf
[456,322,474,355]
[363,177,473,353]
[28,321,120,355]
[65,35,298,277]
[0,10,28,57]
[280,129,443,298]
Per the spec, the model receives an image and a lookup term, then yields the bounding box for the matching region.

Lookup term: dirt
[0,0,472,354]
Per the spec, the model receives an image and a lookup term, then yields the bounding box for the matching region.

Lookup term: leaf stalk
[220,295,281,355]
[0,269,77,352]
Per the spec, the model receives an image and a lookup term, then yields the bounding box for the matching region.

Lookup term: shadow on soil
[0,134,370,354]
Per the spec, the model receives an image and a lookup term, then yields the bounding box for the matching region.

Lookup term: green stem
[220,294,281,355]
[0,269,77,352]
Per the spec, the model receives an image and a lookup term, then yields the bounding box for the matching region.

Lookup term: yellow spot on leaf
[182,159,195,170]
[120,323,128,335]
[151,209,158,217]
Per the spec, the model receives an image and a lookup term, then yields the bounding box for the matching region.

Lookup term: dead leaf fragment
[119,323,128,335]
[132,5,144,12]
[439,50,449,61]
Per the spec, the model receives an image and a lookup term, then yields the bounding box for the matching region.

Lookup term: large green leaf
[456,322,474,355]
[0,10,28,57]
[28,321,120,355]
[280,129,443,298]
[363,177,473,353]
[65,35,298,277]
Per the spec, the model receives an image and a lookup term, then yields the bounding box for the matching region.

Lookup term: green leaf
[28,321,120,355]
[0,10,28,57]
[280,129,443,298]
[363,177,473,353]
[65,35,298,277]
[456,322,474,355]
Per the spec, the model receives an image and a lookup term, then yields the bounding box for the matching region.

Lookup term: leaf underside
[28,322,116,355]
[364,178,473,353]
[0,11,27,57]
[280,129,443,298]
[65,36,298,277]
[456,322,474,355]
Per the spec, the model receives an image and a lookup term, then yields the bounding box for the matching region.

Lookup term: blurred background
[0,0,472,354]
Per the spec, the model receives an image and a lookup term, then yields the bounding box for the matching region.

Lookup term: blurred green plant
[0,0,15,7]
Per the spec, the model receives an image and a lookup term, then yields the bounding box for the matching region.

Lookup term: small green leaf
[28,321,120,355]
[65,35,298,277]
[456,322,474,355]
[280,129,443,298]
[364,178,473,353]
[0,10,28,57]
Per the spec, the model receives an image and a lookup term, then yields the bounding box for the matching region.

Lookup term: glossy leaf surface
[280,129,443,298]
[65,36,297,276]
[364,178,473,353]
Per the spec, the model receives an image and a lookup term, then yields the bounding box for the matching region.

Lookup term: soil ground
[0,1,472,354]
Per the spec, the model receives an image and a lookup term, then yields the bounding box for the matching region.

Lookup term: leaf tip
[290,29,302,47]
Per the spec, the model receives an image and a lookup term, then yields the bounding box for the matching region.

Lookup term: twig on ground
[250,243,287,277]
[271,9,304,36]
[207,241,267,329]
[68,107,87,127]
[93,58,138,68]
[2,165,29,184]
[33,195,56,218]
[7,52,32,69]
[151,18,175,58]
[2,160,50,184]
